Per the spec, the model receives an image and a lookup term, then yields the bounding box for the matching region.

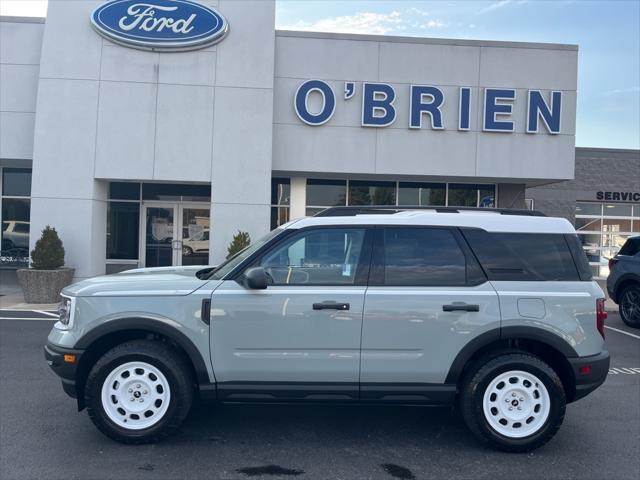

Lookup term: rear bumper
[569,350,610,402]
[44,342,84,399]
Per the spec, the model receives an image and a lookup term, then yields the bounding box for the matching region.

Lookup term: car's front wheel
[459,352,566,452]
[85,340,193,444]
[619,284,640,328]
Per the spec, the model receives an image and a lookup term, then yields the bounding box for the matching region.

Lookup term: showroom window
[398,182,446,206]
[306,179,347,216]
[305,179,496,216]
[270,178,290,230]
[448,184,496,208]
[575,202,640,278]
[0,168,32,267]
[107,183,141,262]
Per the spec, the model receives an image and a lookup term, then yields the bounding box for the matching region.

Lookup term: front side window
[379,228,467,286]
[260,228,366,285]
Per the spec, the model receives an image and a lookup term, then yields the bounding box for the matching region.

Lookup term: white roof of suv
[285,210,576,234]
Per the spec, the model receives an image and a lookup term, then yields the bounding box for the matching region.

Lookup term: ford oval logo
[91,0,228,51]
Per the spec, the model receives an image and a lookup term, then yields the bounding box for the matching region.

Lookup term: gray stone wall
[526,147,640,224]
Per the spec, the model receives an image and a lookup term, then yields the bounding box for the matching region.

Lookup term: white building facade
[1,0,580,280]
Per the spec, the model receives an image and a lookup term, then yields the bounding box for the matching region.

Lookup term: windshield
[204,228,285,280]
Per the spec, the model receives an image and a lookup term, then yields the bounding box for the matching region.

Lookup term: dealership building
[1,0,638,283]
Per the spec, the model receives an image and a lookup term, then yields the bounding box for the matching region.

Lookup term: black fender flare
[74,317,211,385]
[445,326,578,384]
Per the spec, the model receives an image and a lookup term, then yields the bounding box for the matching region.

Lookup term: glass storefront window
[142,183,210,202]
[270,207,290,230]
[575,201,640,278]
[306,180,347,207]
[2,168,31,197]
[348,180,396,206]
[398,182,445,206]
[271,178,290,206]
[603,203,633,217]
[576,217,602,232]
[1,168,32,267]
[575,202,602,216]
[109,182,140,200]
[106,202,140,260]
[448,183,496,207]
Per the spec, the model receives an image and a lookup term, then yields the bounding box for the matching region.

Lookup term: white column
[289,177,307,219]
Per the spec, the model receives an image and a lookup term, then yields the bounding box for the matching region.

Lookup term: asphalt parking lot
[1,312,638,480]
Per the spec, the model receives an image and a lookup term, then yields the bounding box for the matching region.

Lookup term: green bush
[31,226,65,270]
[226,230,251,259]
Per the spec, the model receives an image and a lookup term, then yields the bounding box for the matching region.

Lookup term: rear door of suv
[360,226,501,401]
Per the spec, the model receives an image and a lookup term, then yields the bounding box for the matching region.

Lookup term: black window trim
[369,225,487,288]
[229,225,375,287]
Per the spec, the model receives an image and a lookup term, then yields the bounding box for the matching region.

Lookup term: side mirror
[243,267,268,290]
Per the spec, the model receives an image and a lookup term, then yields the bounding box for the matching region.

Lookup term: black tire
[618,284,640,328]
[459,352,566,453]
[85,339,194,444]
[182,246,193,256]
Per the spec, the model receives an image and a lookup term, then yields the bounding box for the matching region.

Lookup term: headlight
[55,296,75,331]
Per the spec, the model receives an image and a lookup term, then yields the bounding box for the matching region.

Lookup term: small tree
[31,226,65,270]
[226,230,250,259]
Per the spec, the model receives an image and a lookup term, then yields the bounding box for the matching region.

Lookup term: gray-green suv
[45,207,610,452]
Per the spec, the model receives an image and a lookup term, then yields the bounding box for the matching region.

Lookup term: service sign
[91,0,228,51]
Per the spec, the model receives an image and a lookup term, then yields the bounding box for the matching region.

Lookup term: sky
[1,0,639,149]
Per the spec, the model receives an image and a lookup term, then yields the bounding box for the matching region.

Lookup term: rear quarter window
[619,237,640,256]
[462,230,583,281]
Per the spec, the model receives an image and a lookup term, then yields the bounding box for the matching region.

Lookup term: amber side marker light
[63,354,76,363]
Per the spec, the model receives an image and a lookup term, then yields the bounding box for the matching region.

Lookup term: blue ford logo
[91,0,228,51]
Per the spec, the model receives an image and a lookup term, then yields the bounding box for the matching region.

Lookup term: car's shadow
[175,399,475,451]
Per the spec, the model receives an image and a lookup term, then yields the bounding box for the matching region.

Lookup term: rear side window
[619,237,640,256]
[462,230,582,281]
[375,228,471,286]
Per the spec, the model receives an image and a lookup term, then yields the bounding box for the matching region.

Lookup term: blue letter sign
[409,86,444,129]
[91,0,228,51]
[483,89,516,132]
[527,90,562,134]
[294,80,336,126]
[362,83,396,127]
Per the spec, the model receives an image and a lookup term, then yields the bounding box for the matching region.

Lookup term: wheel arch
[614,273,640,300]
[446,326,579,402]
[73,317,211,410]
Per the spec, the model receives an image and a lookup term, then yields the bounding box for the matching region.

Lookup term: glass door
[142,204,178,268]
[180,205,211,266]
[141,203,211,268]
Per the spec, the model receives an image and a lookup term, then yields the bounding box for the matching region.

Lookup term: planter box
[16,267,75,304]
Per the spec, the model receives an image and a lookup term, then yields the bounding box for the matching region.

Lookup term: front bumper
[569,350,610,402]
[44,342,84,399]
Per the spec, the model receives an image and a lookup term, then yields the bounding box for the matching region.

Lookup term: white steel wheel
[100,361,171,430]
[482,370,551,438]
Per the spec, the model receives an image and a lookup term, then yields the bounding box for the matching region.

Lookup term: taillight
[596,298,607,339]
[608,257,618,270]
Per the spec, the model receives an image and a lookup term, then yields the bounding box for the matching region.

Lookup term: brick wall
[526,148,640,224]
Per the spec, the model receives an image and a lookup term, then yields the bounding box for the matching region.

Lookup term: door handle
[442,302,480,312]
[313,301,350,311]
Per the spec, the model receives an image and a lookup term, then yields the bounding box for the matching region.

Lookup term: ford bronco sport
[45,207,610,452]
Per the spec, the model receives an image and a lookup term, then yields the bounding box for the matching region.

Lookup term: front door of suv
[210,227,373,401]
[360,227,501,401]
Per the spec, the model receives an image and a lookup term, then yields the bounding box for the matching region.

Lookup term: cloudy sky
[2,0,639,149]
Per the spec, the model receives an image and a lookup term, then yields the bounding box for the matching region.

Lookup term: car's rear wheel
[459,352,566,452]
[619,284,640,328]
[85,340,193,444]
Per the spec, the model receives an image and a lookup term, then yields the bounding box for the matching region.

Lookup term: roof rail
[314,206,547,217]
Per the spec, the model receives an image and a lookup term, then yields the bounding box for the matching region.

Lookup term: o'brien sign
[294,80,563,134]
[91,0,228,51]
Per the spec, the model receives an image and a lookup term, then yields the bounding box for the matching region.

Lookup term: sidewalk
[0,269,57,310]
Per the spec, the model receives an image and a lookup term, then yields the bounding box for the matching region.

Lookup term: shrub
[226,230,250,259]
[31,226,65,270]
